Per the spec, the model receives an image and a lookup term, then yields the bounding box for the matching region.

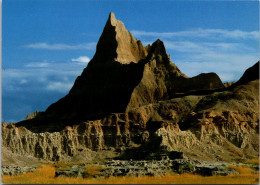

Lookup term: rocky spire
[93,12,147,64]
[17,12,226,132]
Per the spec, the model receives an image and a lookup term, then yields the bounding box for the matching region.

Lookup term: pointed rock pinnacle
[93,12,148,64]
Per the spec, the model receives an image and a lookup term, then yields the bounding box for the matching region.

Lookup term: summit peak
[108,12,116,23]
[93,12,148,64]
[106,12,122,27]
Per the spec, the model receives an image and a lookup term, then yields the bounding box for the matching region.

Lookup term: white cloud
[23,42,96,50]
[165,41,254,54]
[25,62,50,68]
[20,79,28,84]
[72,56,91,63]
[46,81,73,92]
[132,29,259,40]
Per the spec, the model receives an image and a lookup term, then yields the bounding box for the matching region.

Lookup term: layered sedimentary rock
[3,13,259,162]
[2,121,104,161]
[3,79,259,161]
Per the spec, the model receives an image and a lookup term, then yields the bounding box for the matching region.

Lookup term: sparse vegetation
[53,161,84,171]
[2,165,259,184]
[82,165,108,178]
[245,158,259,165]
[228,165,253,175]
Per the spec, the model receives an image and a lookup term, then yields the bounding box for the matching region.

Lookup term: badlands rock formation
[2,13,259,163]
[16,13,224,132]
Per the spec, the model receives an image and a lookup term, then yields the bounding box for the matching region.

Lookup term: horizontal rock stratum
[2,12,259,163]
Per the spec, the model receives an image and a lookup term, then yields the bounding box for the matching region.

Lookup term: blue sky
[2,0,259,122]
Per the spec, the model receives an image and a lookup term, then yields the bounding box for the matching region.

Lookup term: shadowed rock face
[40,12,151,123]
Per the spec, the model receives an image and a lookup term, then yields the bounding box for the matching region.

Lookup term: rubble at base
[54,159,241,178]
[1,165,37,176]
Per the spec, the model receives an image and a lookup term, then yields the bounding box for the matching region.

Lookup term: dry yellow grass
[53,161,84,170]
[245,158,259,165]
[2,165,259,184]
[83,165,108,178]
[229,165,253,175]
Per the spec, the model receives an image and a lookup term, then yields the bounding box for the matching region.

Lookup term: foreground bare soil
[2,164,259,184]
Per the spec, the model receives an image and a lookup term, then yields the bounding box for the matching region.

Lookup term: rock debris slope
[3,12,259,162]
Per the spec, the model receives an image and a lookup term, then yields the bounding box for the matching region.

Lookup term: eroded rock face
[2,121,104,161]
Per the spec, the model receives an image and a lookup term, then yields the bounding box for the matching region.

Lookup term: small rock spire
[109,12,116,20]
[107,12,117,25]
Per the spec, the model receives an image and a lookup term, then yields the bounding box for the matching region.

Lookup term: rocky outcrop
[25,111,42,120]
[54,159,240,178]
[126,40,224,110]
[16,13,224,132]
[55,160,172,178]
[2,166,37,176]
[224,82,236,88]
[2,121,104,161]
[171,159,239,176]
